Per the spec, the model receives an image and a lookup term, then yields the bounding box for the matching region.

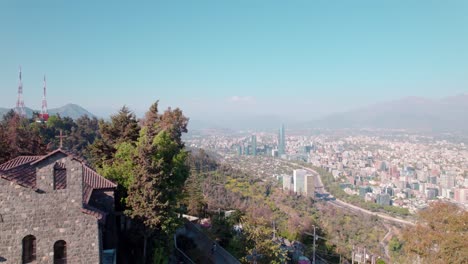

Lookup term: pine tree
[1,110,47,160]
[159,107,189,148]
[67,115,99,153]
[142,101,160,137]
[0,123,11,164]
[125,102,190,263]
[87,106,140,168]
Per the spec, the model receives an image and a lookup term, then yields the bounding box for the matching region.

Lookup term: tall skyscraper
[251,135,257,156]
[278,124,285,155]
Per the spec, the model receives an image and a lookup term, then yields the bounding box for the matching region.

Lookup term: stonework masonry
[0,155,101,263]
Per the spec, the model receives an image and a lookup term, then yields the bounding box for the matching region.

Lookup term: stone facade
[0,152,115,263]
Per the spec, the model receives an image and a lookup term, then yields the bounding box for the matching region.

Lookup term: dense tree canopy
[123,103,190,263]
[87,106,140,168]
[0,110,47,162]
[402,202,468,263]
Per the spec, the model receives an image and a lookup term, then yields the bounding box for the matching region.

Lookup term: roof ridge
[30,149,68,165]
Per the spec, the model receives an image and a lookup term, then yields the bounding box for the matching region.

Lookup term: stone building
[0,149,117,263]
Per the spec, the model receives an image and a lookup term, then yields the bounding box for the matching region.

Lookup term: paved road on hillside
[176,223,241,264]
[290,162,415,226]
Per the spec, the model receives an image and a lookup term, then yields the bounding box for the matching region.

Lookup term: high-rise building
[243,144,249,155]
[293,169,307,194]
[251,135,257,156]
[237,145,242,156]
[376,193,391,206]
[283,175,293,191]
[278,124,285,155]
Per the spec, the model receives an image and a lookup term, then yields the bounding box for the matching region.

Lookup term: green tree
[142,101,161,138]
[141,102,189,146]
[126,128,189,262]
[87,106,140,168]
[159,107,189,148]
[99,142,137,209]
[0,122,11,164]
[124,102,190,263]
[1,110,47,160]
[28,114,78,151]
[67,115,99,153]
[388,236,402,261]
[241,216,287,264]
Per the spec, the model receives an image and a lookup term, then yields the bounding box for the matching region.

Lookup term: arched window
[53,240,67,264]
[22,235,36,263]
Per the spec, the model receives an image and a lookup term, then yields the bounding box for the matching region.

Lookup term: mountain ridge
[0,103,96,120]
[311,94,468,131]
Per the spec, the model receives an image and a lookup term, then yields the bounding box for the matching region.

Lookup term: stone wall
[89,189,117,250]
[0,156,101,263]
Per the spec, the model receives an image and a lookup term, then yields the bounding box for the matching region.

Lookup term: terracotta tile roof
[0,156,41,171]
[83,165,117,189]
[0,164,37,188]
[0,151,117,220]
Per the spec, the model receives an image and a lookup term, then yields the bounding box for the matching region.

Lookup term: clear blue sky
[0,0,467,121]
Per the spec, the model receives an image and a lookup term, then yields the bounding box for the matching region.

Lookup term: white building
[293,169,307,194]
[282,174,293,191]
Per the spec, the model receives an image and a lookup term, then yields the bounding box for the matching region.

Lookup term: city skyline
[1,2,467,263]
[1,1,467,121]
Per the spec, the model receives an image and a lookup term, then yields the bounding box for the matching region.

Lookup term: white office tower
[293,169,307,194]
[283,174,294,191]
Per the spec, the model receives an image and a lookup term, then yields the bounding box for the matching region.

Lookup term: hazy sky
[0,0,467,121]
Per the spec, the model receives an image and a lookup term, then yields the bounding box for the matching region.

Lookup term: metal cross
[56,129,67,149]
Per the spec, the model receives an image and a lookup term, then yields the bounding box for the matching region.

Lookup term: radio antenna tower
[40,75,49,121]
[15,66,26,117]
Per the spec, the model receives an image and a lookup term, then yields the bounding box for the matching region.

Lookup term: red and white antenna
[40,75,49,121]
[15,66,26,117]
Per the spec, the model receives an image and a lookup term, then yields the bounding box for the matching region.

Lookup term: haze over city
[1,0,467,125]
[1,1,468,264]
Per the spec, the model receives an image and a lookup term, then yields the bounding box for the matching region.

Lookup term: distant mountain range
[189,94,468,132]
[2,94,467,132]
[0,103,96,120]
[311,94,468,131]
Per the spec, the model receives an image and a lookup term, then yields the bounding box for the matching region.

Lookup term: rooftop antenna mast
[16,66,26,117]
[40,75,49,121]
